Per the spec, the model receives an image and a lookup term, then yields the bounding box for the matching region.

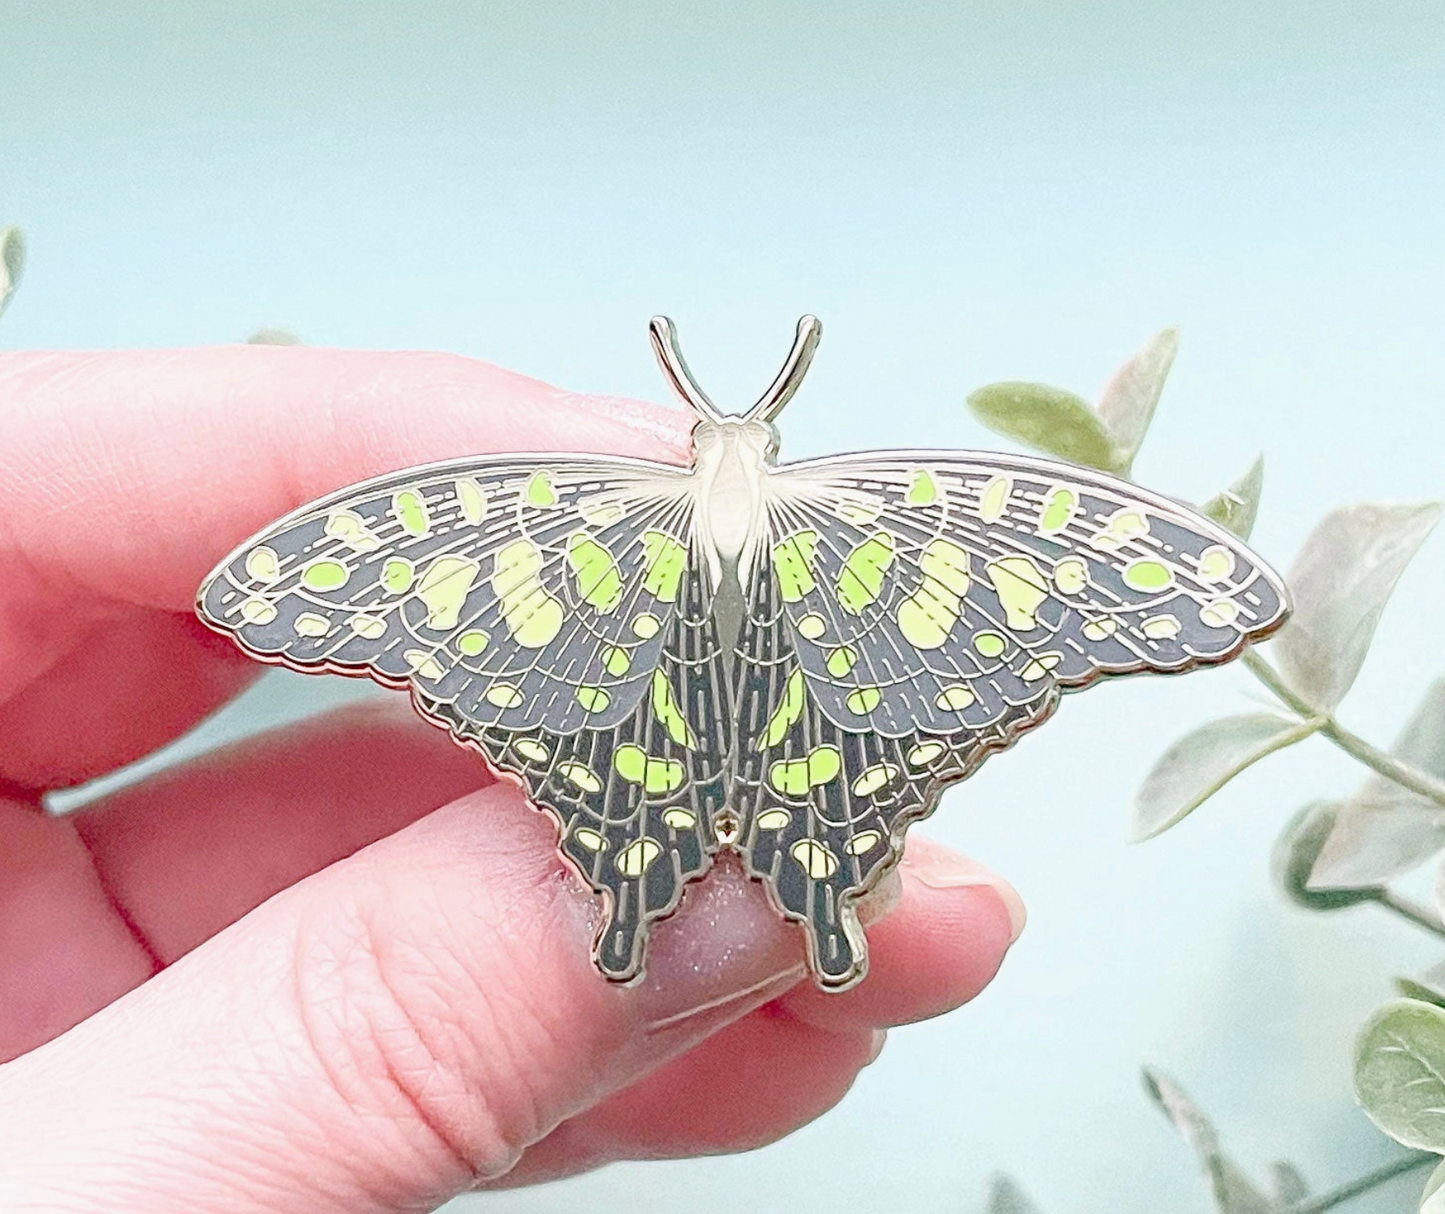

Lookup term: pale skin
[0,347,1026,1213]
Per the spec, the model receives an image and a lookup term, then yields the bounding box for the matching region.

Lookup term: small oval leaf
[1273,801,1381,910]
[0,225,25,319]
[987,1175,1042,1214]
[1203,455,1265,540]
[966,382,1124,473]
[1395,965,1445,1010]
[1134,713,1317,841]
[1422,1156,1445,1213]
[1354,999,1445,1151]
[1275,502,1443,712]
[1095,326,1179,471]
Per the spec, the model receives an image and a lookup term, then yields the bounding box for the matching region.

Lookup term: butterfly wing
[736,451,1288,988]
[197,454,729,980]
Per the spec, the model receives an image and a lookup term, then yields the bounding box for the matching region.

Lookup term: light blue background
[4,3,1445,1210]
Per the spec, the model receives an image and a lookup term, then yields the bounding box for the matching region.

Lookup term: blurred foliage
[1,225,25,320]
[968,328,1445,1211]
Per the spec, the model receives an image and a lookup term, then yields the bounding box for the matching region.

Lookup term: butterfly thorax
[690,416,778,593]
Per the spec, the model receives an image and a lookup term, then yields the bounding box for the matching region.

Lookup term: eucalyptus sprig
[0,225,25,320]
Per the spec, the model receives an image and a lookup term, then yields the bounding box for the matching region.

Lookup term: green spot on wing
[576,685,612,712]
[1039,486,1076,533]
[769,746,842,796]
[301,558,349,591]
[603,645,631,675]
[906,469,938,505]
[1123,558,1175,592]
[393,490,431,537]
[845,687,881,715]
[566,532,624,613]
[613,744,685,794]
[382,558,414,594]
[458,629,489,656]
[763,669,806,746]
[642,531,687,602]
[772,531,820,603]
[650,671,697,748]
[825,645,858,677]
[836,532,896,615]
[526,471,558,507]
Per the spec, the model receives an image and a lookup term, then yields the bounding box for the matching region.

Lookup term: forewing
[738,451,1287,987]
[198,454,728,981]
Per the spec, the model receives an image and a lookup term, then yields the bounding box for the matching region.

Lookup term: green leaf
[1096,326,1178,473]
[966,382,1125,473]
[1422,1156,1445,1213]
[1143,1068,1280,1213]
[1310,680,1445,888]
[1395,965,1445,1010]
[987,1174,1042,1214]
[247,328,303,345]
[1274,502,1443,712]
[0,225,25,320]
[1355,999,1445,1151]
[1203,455,1265,540]
[1272,801,1382,910]
[1133,713,1319,841]
[1268,1161,1309,1206]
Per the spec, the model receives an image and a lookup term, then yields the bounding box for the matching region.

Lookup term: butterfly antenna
[746,314,822,423]
[649,316,726,423]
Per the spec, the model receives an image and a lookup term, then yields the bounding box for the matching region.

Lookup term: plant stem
[1244,653,1445,811]
[1376,891,1445,941]
[1290,1151,1435,1213]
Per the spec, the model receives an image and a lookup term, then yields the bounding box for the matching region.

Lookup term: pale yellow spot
[1199,545,1236,582]
[1081,618,1119,641]
[325,510,381,552]
[835,495,885,525]
[847,830,883,856]
[852,764,899,796]
[797,613,827,640]
[240,596,277,624]
[458,629,489,655]
[603,645,631,675]
[979,475,1012,522]
[383,558,415,594]
[486,683,524,709]
[791,838,839,879]
[987,555,1049,630]
[897,538,971,649]
[974,631,1007,658]
[1090,508,1150,552]
[573,827,606,850]
[560,763,602,794]
[650,671,697,748]
[393,490,431,538]
[566,532,623,614]
[826,645,858,677]
[757,809,791,830]
[301,559,349,592]
[663,808,697,830]
[1054,556,1088,595]
[907,741,947,766]
[1020,652,1063,681]
[245,546,282,583]
[616,838,663,877]
[1123,559,1174,592]
[772,530,820,603]
[492,539,564,648]
[579,497,624,526]
[936,685,977,710]
[906,469,938,505]
[836,533,896,615]
[846,687,882,715]
[455,478,489,525]
[351,613,387,640]
[641,530,687,602]
[1200,598,1241,628]
[632,613,661,639]
[769,746,842,796]
[576,686,612,713]
[293,612,330,637]
[1039,486,1077,534]
[613,745,685,794]
[513,738,550,763]
[1142,614,1181,639]
[763,669,806,746]
[404,649,446,680]
[417,556,480,630]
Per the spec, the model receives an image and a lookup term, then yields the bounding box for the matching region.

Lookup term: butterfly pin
[196,317,1289,991]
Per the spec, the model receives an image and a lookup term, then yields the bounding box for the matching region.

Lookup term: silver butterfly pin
[196,317,1289,991]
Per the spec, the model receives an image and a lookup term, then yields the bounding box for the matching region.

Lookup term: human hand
[0,346,1025,1213]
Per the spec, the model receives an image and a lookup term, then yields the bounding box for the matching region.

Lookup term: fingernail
[905,854,1027,945]
[867,1028,888,1065]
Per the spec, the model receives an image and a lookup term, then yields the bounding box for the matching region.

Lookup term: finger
[72,700,494,962]
[488,1006,882,1188]
[778,833,1026,1033]
[0,784,813,1214]
[0,347,690,787]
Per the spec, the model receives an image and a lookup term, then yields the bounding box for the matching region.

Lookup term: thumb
[0,785,817,1214]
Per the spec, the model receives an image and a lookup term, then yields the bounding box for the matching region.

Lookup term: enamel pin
[196,317,1289,990]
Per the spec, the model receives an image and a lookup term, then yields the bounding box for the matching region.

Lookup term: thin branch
[1289,1151,1435,1213]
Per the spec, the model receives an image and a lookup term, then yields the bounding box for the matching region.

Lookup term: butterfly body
[197,317,1289,990]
